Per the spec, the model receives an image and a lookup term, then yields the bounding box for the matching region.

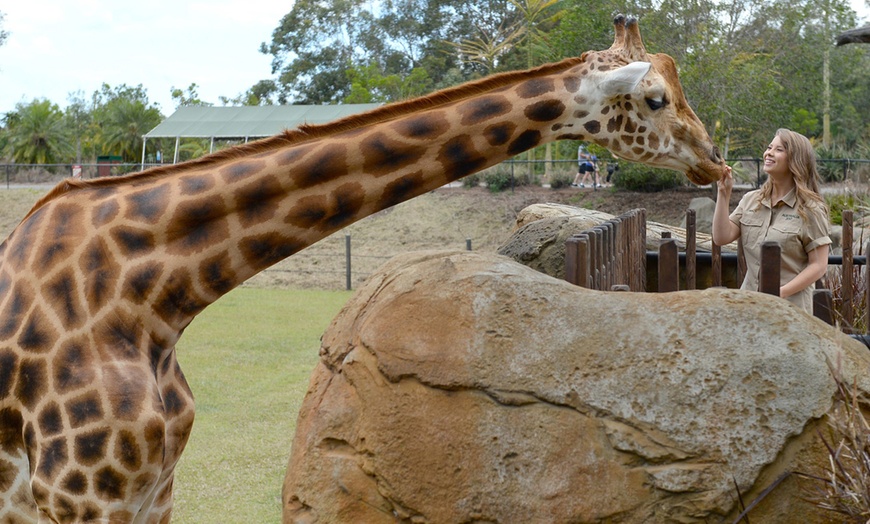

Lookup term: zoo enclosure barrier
[2,157,870,188]
[565,208,870,340]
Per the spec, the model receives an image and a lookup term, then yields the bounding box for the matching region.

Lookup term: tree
[171,83,213,108]
[0,10,8,50]
[2,99,73,164]
[91,84,163,162]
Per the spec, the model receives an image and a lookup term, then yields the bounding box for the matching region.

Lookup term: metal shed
[141,104,382,167]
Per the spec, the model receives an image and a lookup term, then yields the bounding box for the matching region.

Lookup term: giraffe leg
[0,409,38,523]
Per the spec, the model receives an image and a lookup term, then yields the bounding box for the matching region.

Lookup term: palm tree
[99,98,162,161]
[3,99,73,164]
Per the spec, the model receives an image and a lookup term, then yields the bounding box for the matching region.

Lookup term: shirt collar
[763,187,797,209]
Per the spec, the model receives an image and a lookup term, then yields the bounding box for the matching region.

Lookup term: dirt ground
[242,184,741,291]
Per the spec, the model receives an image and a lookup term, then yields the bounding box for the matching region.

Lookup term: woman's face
[763,135,790,179]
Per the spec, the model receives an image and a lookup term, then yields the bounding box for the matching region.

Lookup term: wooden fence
[564,208,869,337]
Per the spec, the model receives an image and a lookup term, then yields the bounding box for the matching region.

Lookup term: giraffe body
[0,16,724,522]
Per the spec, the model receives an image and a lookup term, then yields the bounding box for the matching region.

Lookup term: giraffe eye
[646,97,667,111]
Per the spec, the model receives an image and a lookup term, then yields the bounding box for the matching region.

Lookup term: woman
[712,128,831,313]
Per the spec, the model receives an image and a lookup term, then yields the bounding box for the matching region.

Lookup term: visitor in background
[712,128,831,313]
[572,143,600,188]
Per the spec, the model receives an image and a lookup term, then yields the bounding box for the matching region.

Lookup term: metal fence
[1,158,869,189]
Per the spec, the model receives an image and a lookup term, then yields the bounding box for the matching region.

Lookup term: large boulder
[283,250,870,523]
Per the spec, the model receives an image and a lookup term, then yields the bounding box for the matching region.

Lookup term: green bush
[462,173,482,188]
[483,168,535,192]
[611,162,686,192]
[548,172,573,189]
[825,192,870,226]
[816,145,851,183]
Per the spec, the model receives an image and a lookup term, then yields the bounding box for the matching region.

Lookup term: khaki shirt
[729,188,831,312]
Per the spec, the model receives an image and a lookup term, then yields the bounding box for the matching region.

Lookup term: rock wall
[283,250,870,523]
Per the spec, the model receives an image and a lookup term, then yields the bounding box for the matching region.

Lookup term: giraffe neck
[16,58,593,337]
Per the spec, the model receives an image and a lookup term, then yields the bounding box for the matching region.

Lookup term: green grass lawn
[171,287,352,523]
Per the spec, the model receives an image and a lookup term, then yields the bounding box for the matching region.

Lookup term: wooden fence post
[686,209,696,290]
[658,232,679,292]
[759,241,781,296]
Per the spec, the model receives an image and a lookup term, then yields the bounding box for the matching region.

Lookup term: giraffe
[0,15,724,523]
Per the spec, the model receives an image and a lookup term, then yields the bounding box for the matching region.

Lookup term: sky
[0,1,868,118]
[0,1,293,116]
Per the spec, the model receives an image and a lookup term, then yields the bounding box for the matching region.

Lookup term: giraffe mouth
[686,167,721,186]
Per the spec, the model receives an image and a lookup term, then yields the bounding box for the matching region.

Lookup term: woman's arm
[780,244,829,298]
[712,166,740,246]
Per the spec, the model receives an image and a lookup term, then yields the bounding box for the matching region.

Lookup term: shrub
[462,173,482,188]
[611,162,686,192]
[483,168,535,192]
[548,172,573,189]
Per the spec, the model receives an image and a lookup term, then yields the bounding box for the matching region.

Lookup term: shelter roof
[144,104,383,139]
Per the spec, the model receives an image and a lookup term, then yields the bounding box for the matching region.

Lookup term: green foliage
[483,166,535,192]
[612,162,686,192]
[463,173,483,188]
[2,99,73,164]
[548,171,573,189]
[825,192,870,226]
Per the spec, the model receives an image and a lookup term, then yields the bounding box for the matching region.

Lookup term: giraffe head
[568,15,725,185]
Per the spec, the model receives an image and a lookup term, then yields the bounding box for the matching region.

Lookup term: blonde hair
[758,128,827,220]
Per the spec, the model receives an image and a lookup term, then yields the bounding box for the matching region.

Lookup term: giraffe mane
[25,56,586,219]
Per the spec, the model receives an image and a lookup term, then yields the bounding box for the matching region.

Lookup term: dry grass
[796,357,870,522]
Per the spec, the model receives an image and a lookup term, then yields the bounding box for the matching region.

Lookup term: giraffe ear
[599,61,652,96]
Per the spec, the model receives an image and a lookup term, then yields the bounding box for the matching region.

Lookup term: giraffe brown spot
[0,352,17,398]
[52,493,77,521]
[649,132,660,150]
[82,504,102,521]
[0,409,24,455]
[16,358,47,410]
[392,112,449,140]
[166,199,231,255]
[584,121,601,134]
[624,118,638,133]
[81,238,119,312]
[45,270,83,329]
[483,122,517,147]
[0,457,16,492]
[53,340,95,395]
[437,136,487,180]
[61,470,88,496]
[75,429,109,466]
[105,366,148,420]
[239,233,306,272]
[126,185,170,223]
[285,183,365,233]
[36,437,68,479]
[99,315,144,361]
[292,144,347,189]
[111,226,156,257]
[637,136,645,145]
[199,254,237,296]
[154,270,207,324]
[276,143,314,166]
[126,262,164,304]
[563,76,582,93]
[143,418,165,464]
[361,133,426,177]
[507,130,542,156]
[8,207,45,268]
[115,430,142,471]
[0,288,31,341]
[18,308,56,353]
[91,199,121,228]
[95,466,128,501]
[524,100,566,122]
[38,402,63,437]
[235,176,283,227]
[180,174,215,195]
[516,78,555,99]
[162,386,185,416]
[220,160,267,184]
[607,115,624,133]
[458,95,511,125]
[621,135,635,146]
[66,391,103,429]
[133,472,156,499]
[382,171,426,210]
[601,106,610,115]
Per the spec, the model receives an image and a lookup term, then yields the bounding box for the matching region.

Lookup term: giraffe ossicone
[0,15,724,523]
